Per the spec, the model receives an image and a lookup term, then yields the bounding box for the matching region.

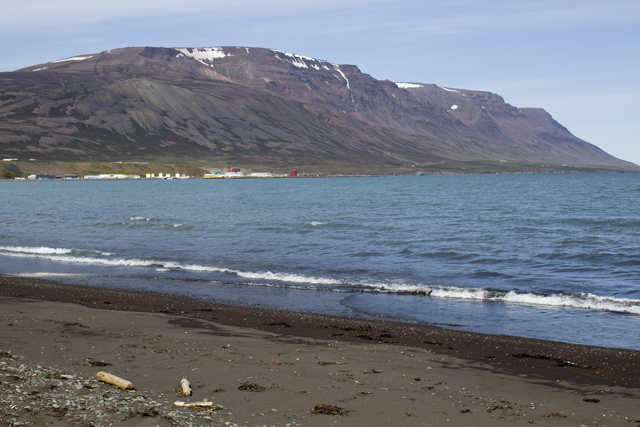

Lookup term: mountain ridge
[1,46,636,172]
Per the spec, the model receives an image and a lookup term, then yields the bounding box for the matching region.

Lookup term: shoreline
[3,169,639,182]
[2,274,639,389]
[2,274,640,426]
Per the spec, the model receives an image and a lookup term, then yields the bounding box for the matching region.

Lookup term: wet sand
[1,274,639,426]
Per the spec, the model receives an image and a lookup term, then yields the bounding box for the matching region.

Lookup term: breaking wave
[0,245,340,286]
[1,245,639,316]
[0,246,73,255]
[356,282,640,315]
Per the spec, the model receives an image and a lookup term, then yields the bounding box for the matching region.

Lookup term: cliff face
[0,46,635,169]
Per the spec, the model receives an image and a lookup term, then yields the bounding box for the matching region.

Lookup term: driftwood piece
[174,401,214,407]
[96,371,135,390]
[180,378,192,396]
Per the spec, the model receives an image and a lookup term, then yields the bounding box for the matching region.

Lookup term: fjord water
[1,174,640,349]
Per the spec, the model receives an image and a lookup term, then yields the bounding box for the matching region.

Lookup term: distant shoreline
[2,169,638,182]
[3,157,639,181]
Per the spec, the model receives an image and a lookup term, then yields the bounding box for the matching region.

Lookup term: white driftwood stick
[174,401,214,407]
[96,371,135,390]
[181,378,192,396]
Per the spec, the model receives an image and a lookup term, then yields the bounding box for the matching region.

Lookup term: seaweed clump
[238,382,265,392]
[310,404,348,416]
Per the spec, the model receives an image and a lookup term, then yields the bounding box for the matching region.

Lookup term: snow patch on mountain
[437,85,459,92]
[51,56,93,63]
[396,83,423,89]
[272,50,318,69]
[176,47,228,66]
[333,65,350,89]
[271,49,350,89]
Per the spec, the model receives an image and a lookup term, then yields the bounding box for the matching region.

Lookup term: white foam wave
[3,245,638,315]
[15,272,93,277]
[500,291,640,315]
[0,245,340,286]
[358,282,640,315]
[0,251,159,268]
[0,246,73,255]
[310,221,326,226]
[129,217,152,221]
[235,270,341,285]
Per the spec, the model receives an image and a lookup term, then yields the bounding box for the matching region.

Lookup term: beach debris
[310,404,348,416]
[364,368,382,374]
[180,378,192,396]
[320,324,356,331]
[45,371,62,379]
[486,401,513,413]
[583,397,600,403]
[0,350,13,358]
[267,322,291,328]
[270,359,281,365]
[423,340,455,349]
[512,353,597,369]
[174,401,214,408]
[238,382,266,392]
[545,412,568,418]
[82,358,111,367]
[96,371,135,390]
[317,361,345,366]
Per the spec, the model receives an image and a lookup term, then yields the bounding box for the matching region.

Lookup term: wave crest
[2,245,638,315]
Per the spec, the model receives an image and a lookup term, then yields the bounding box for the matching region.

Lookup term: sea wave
[356,282,640,315]
[0,246,73,255]
[0,245,341,286]
[2,245,639,315]
[235,270,340,285]
[129,217,154,221]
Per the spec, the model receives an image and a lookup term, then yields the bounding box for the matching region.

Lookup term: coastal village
[23,169,297,180]
[3,158,299,180]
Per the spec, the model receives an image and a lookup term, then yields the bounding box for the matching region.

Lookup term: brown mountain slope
[0,46,636,171]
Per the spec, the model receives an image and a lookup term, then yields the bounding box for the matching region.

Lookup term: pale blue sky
[2,0,638,164]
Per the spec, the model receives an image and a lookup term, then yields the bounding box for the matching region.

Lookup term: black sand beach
[1,274,639,426]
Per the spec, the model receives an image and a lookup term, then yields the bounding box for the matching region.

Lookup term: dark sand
[1,274,639,426]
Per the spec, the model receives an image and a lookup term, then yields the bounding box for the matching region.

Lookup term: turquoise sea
[1,173,639,349]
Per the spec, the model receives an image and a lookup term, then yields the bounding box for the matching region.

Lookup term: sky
[1,0,639,165]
